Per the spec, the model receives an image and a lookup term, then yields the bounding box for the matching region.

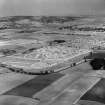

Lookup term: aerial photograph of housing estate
[0,0,105,105]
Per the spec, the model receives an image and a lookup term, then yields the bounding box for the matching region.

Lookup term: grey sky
[0,0,105,16]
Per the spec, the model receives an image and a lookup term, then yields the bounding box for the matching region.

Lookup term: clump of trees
[90,58,105,70]
[47,40,66,46]
[53,40,66,44]
[0,49,16,56]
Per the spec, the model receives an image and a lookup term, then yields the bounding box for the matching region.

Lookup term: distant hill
[0,16,82,23]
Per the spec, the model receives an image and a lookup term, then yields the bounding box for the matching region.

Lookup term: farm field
[0,16,105,105]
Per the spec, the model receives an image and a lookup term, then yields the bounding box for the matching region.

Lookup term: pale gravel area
[28,45,91,69]
[0,45,91,69]
[0,41,10,46]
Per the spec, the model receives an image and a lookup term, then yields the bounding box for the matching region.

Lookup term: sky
[0,0,105,16]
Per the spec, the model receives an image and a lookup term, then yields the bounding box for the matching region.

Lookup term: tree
[90,58,105,70]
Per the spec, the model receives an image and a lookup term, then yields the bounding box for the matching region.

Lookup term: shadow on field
[80,78,105,104]
[3,73,64,98]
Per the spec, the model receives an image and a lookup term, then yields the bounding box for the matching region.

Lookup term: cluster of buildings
[22,45,90,69]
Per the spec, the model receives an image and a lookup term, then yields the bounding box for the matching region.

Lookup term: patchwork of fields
[0,16,105,105]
